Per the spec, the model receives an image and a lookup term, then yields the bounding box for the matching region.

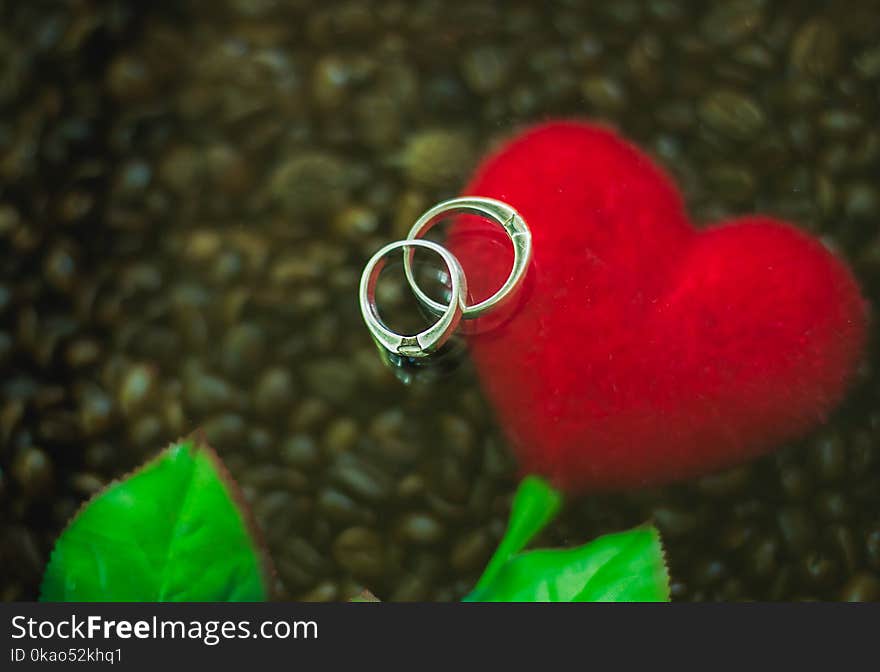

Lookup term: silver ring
[359,239,467,358]
[403,196,531,320]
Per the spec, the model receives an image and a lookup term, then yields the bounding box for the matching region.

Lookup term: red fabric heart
[448,121,867,493]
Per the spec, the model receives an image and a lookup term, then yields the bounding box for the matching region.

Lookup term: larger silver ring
[359,238,467,358]
[403,196,531,320]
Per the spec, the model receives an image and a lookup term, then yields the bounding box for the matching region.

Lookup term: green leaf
[473,475,563,593]
[40,434,273,602]
[465,526,670,602]
[349,589,380,602]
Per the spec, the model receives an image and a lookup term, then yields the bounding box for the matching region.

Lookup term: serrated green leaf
[465,526,670,602]
[40,435,273,602]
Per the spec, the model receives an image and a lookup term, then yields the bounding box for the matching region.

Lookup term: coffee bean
[220,325,265,380]
[826,525,860,574]
[777,508,816,554]
[117,364,156,417]
[461,46,512,95]
[202,414,246,451]
[748,537,779,580]
[402,130,474,189]
[254,368,296,418]
[865,527,880,570]
[323,418,360,456]
[811,434,847,482]
[395,512,446,545]
[698,90,765,140]
[299,580,339,602]
[333,527,385,578]
[303,359,358,405]
[779,465,812,501]
[330,455,392,502]
[840,572,880,602]
[701,1,763,47]
[11,447,54,497]
[450,529,491,572]
[184,366,241,414]
[652,505,700,537]
[317,487,375,526]
[582,76,628,113]
[801,549,839,588]
[389,574,428,602]
[281,434,320,469]
[790,19,840,78]
[815,491,851,521]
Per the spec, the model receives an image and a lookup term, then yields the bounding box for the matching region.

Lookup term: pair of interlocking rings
[359,197,532,361]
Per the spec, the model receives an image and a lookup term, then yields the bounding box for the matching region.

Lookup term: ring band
[359,238,467,358]
[403,196,531,320]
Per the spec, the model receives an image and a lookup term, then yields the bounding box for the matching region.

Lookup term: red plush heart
[448,121,867,493]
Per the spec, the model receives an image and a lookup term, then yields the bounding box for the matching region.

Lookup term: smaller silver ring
[359,239,467,358]
[403,196,531,320]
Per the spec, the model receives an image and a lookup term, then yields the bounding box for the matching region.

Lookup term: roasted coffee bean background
[1,0,879,601]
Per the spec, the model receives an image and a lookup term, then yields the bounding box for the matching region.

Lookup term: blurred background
[1,0,878,601]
